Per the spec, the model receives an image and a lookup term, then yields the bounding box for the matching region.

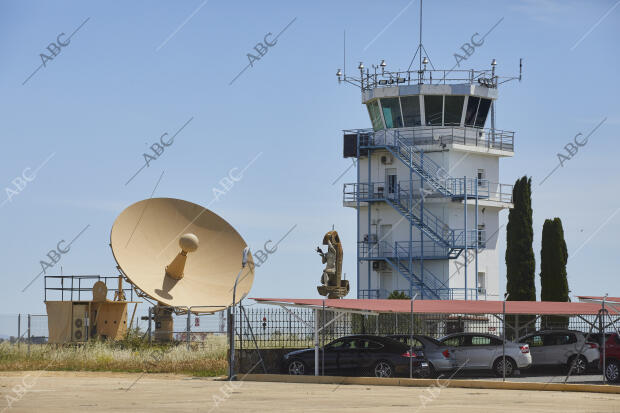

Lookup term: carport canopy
[251,298,620,316]
[250,298,620,378]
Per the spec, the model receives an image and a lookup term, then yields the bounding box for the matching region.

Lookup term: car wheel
[493,357,516,377]
[287,359,306,375]
[605,361,620,383]
[568,355,587,375]
[373,361,394,378]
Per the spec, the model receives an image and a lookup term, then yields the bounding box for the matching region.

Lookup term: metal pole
[314,309,319,376]
[602,297,607,383]
[17,314,21,348]
[356,133,361,298]
[322,300,325,376]
[186,309,191,350]
[230,247,250,381]
[148,307,152,344]
[464,176,468,300]
[368,145,372,294]
[27,314,31,357]
[227,307,233,379]
[502,300,506,381]
[409,293,418,378]
[420,152,424,299]
[475,178,479,300]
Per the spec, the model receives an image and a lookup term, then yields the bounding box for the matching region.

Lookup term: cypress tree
[540,218,569,328]
[506,176,536,301]
[505,176,536,337]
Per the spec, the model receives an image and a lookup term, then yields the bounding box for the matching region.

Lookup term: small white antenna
[343,30,346,78]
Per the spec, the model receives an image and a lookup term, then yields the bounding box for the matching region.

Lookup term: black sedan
[283,335,429,378]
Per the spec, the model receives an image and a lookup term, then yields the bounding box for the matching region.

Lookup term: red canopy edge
[251,298,619,316]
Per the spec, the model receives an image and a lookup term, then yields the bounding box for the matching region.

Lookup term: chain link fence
[235,307,607,349]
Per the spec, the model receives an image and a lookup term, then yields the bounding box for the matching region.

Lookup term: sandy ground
[1,371,620,412]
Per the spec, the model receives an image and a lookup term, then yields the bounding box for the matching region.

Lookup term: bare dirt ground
[1,371,620,413]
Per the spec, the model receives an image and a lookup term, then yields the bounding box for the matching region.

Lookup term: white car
[519,330,599,374]
[439,333,531,377]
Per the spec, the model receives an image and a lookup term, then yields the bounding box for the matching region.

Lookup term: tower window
[380,98,403,128]
[475,99,491,128]
[444,96,465,126]
[367,100,384,131]
[401,96,422,127]
[465,96,480,126]
[478,224,485,244]
[424,95,443,126]
[477,272,486,292]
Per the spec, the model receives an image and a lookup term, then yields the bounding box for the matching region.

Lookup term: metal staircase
[348,128,485,299]
[367,129,455,197]
[360,241,448,299]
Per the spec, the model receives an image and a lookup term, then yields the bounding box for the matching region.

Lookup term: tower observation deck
[338,60,520,300]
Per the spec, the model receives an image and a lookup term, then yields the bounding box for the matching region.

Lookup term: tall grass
[0,335,228,376]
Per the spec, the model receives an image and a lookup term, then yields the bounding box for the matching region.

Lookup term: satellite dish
[110,197,254,312]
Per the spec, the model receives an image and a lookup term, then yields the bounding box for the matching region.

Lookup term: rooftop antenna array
[337,0,522,91]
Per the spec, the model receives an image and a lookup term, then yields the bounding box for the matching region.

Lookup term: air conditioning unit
[72,304,88,342]
[380,155,393,165]
[372,261,388,272]
[363,234,378,243]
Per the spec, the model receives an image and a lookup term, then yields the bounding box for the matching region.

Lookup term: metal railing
[345,68,498,91]
[345,125,515,153]
[344,180,512,205]
[44,275,135,302]
[357,241,450,295]
[344,182,484,250]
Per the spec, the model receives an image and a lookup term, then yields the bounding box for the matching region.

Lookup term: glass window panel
[465,96,480,126]
[444,95,465,126]
[474,98,491,128]
[471,336,491,346]
[380,98,403,128]
[442,336,463,347]
[366,100,384,131]
[424,95,443,126]
[401,96,421,127]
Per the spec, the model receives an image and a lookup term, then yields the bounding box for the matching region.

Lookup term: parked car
[387,334,457,376]
[599,333,620,382]
[583,332,616,346]
[438,332,531,377]
[283,335,429,378]
[519,330,599,375]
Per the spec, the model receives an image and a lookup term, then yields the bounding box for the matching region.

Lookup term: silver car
[439,333,532,377]
[387,334,457,375]
[519,330,599,374]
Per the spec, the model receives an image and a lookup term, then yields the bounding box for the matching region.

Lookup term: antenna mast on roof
[407,0,434,73]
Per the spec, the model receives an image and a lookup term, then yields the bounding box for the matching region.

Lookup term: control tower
[339,57,520,300]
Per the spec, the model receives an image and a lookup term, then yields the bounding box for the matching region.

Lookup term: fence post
[148,307,152,344]
[17,314,21,348]
[602,298,607,383]
[502,296,507,381]
[322,301,325,376]
[186,309,191,350]
[410,299,413,378]
[27,314,31,357]
[314,309,319,376]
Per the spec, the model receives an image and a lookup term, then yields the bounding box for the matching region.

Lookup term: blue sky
[0,0,619,327]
